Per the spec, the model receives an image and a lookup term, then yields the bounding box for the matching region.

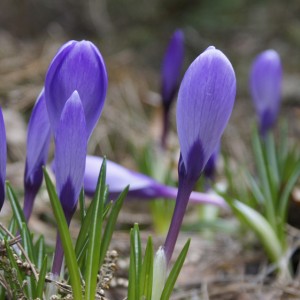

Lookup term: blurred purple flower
[161,30,184,147]
[250,50,282,136]
[45,40,108,139]
[83,155,226,208]
[0,108,6,210]
[23,90,51,220]
[164,46,236,262]
[52,90,87,275]
[161,29,184,109]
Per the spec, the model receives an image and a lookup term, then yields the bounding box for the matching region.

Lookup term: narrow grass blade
[21,223,36,298]
[99,186,128,267]
[84,158,106,300]
[252,129,276,229]
[75,186,109,261]
[140,236,153,299]
[265,132,280,192]
[160,239,190,300]
[279,160,300,222]
[5,239,26,297]
[6,182,26,231]
[244,170,265,207]
[36,256,47,299]
[128,224,142,300]
[0,286,5,300]
[79,189,86,222]
[230,199,282,263]
[21,223,35,264]
[43,167,83,300]
[35,236,45,270]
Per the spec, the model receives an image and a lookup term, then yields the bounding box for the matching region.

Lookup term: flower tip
[206,45,216,51]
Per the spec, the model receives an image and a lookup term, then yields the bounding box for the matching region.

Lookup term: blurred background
[0,0,300,208]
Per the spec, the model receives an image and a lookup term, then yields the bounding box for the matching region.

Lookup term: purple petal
[45,40,108,139]
[83,155,227,208]
[203,142,220,181]
[176,46,236,181]
[161,29,185,109]
[0,108,6,210]
[55,91,87,216]
[24,89,51,191]
[84,155,156,197]
[249,50,282,135]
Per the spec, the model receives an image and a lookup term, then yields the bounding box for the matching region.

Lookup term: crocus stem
[155,184,227,208]
[23,188,37,222]
[164,177,194,263]
[52,214,72,275]
[161,107,170,149]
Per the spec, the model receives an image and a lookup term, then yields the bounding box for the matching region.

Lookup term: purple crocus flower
[161,29,184,148]
[52,91,87,275]
[249,50,282,136]
[23,90,51,221]
[164,46,236,262]
[0,108,6,210]
[83,155,227,208]
[45,40,108,138]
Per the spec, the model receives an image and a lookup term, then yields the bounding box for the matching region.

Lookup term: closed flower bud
[249,50,282,135]
[176,46,236,182]
[45,40,108,139]
[23,90,51,220]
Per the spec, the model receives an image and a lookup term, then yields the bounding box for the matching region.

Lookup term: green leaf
[75,197,96,258]
[244,170,264,208]
[35,236,46,270]
[140,236,153,299]
[6,182,26,231]
[99,186,128,267]
[75,186,109,263]
[278,159,300,226]
[84,158,107,300]
[160,239,190,300]
[43,167,83,300]
[128,224,142,300]
[252,129,276,229]
[21,223,35,264]
[0,285,5,300]
[36,256,47,299]
[21,223,36,298]
[5,239,26,297]
[265,132,280,195]
[79,188,86,222]
[230,199,282,263]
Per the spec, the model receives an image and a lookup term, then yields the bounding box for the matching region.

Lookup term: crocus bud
[249,50,282,136]
[23,90,51,220]
[161,30,184,148]
[54,91,87,221]
[52,91,87,275]
[45,40,108,139]
[151,247,167,300]
[161,29,184,110]
[0,108,6,210]
[164,46,236,262]
[176,46,236,183]
[83,155,227,208]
